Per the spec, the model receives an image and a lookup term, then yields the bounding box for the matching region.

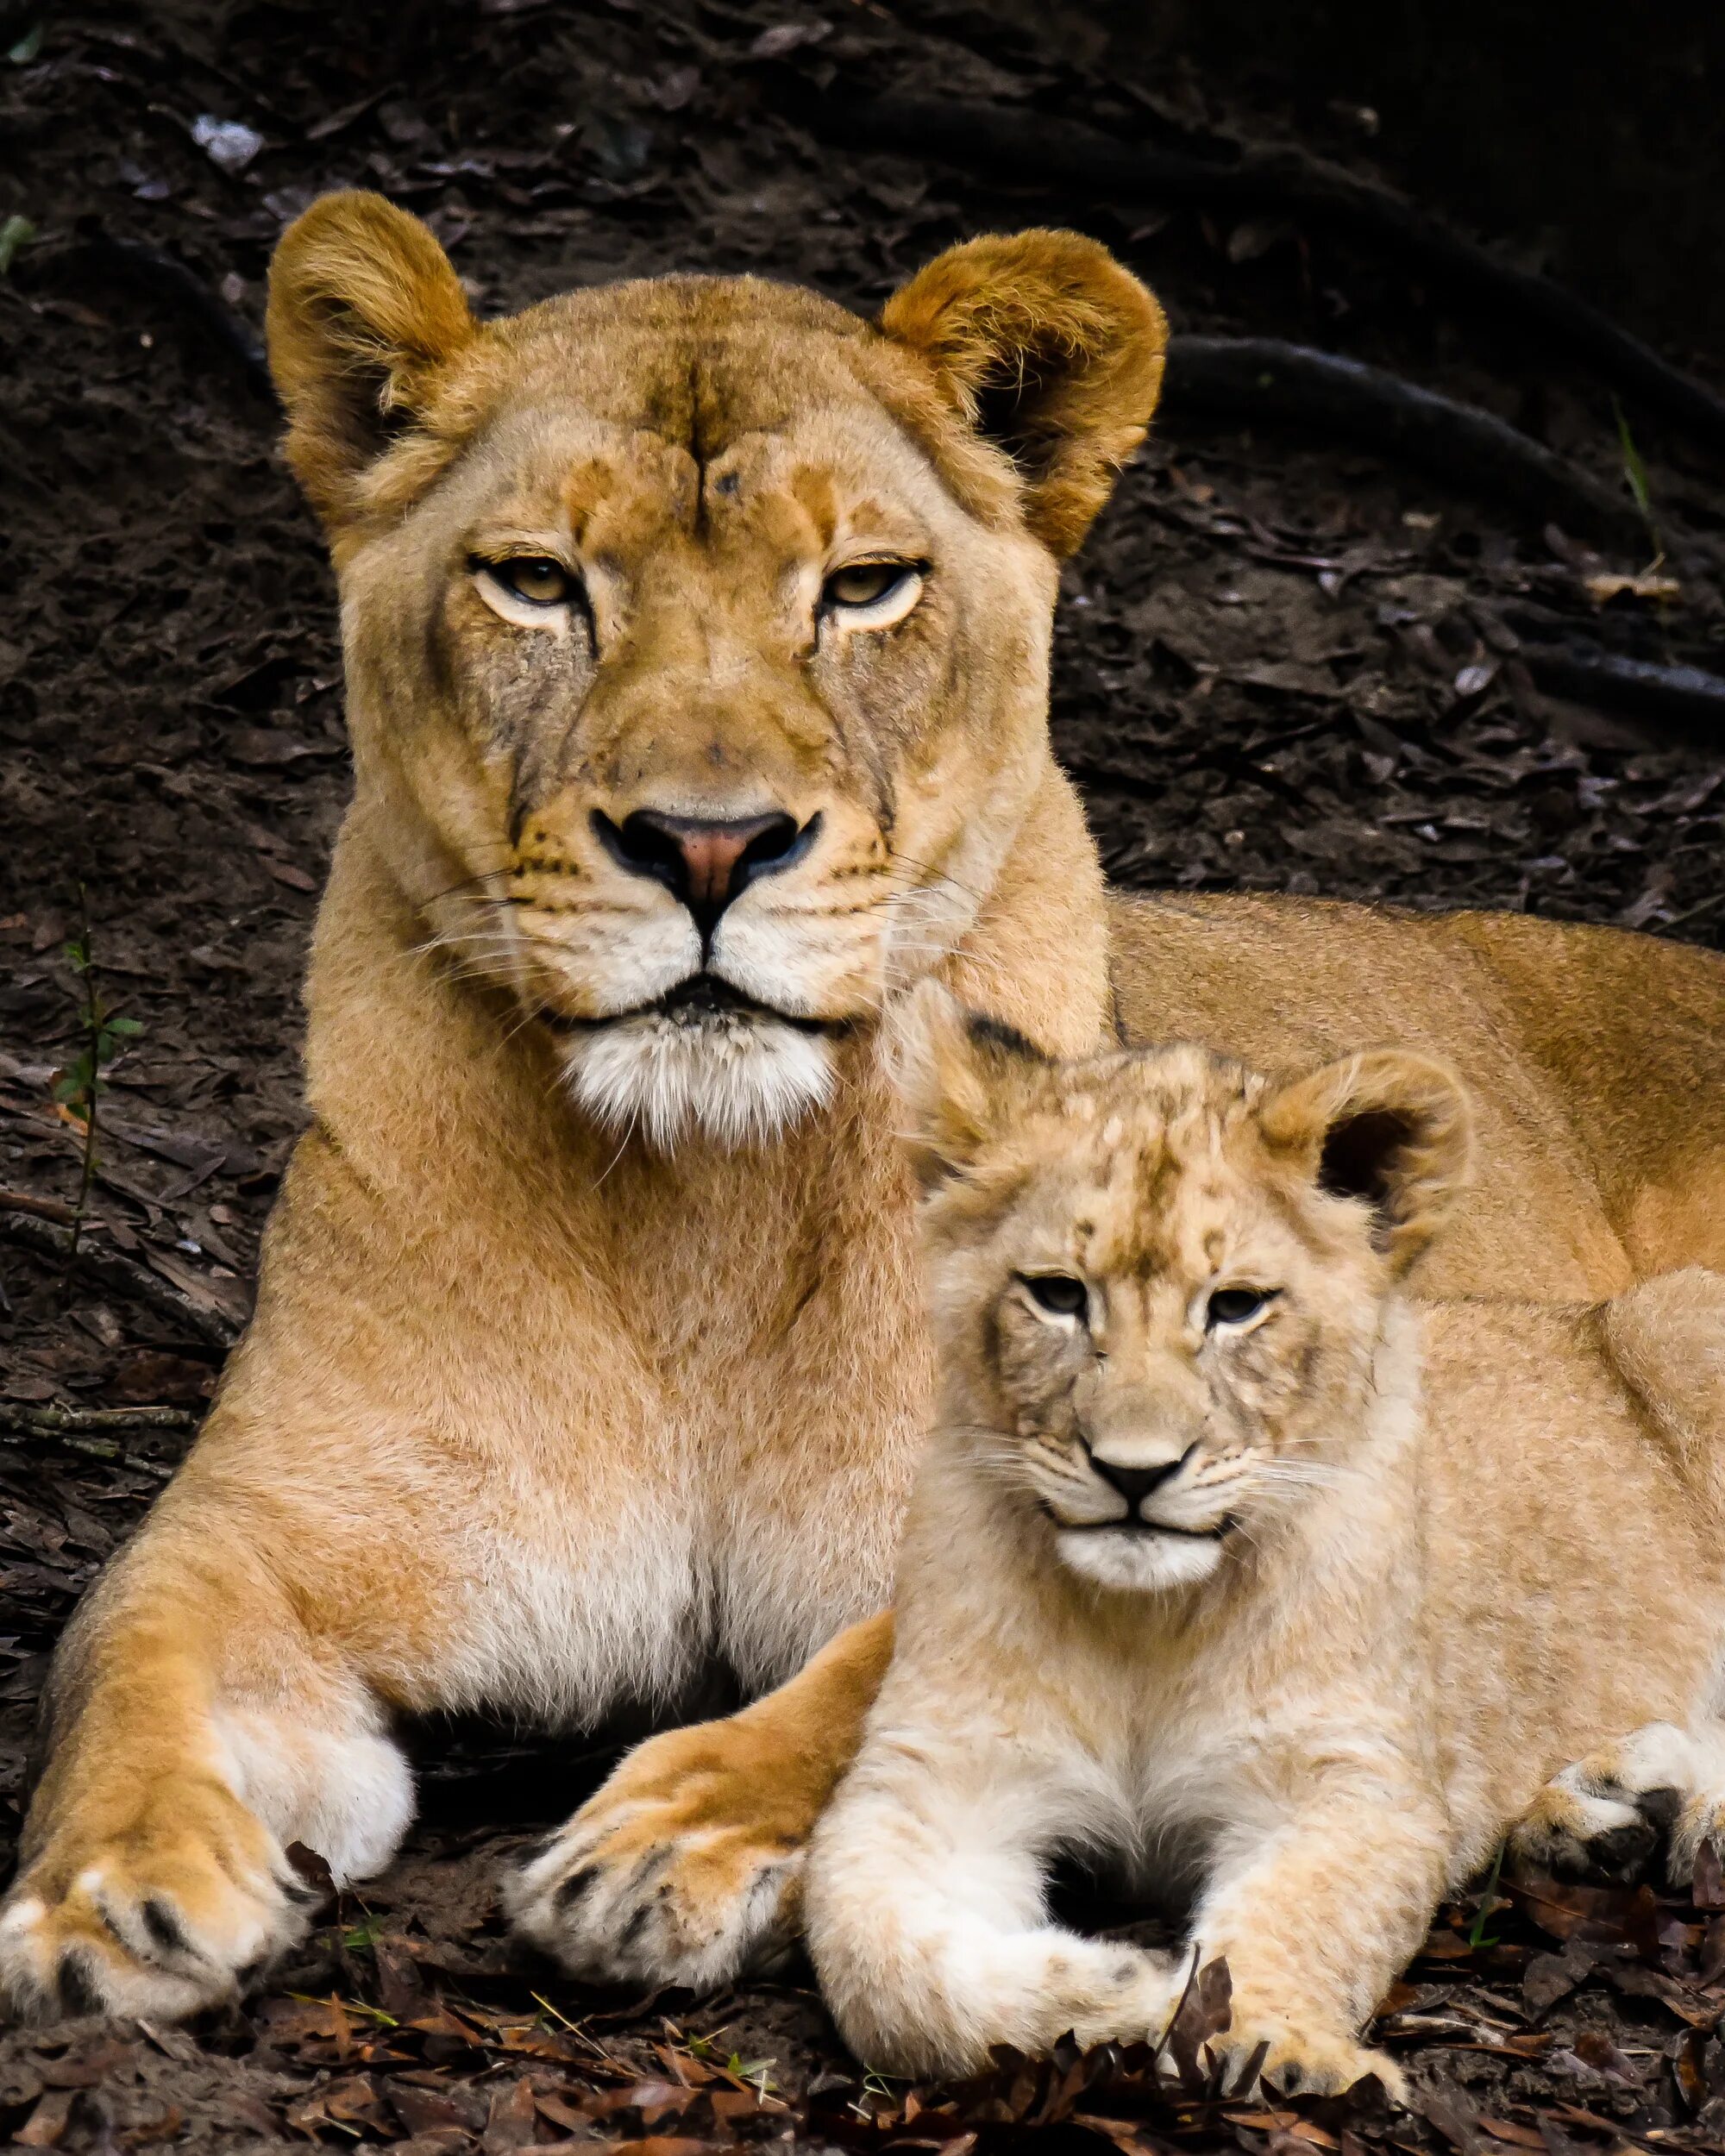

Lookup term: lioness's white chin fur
[564,1012,835,1151]
[1055,1526,1225,1592]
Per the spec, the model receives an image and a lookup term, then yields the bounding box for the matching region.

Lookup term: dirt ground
[3,0,1725,2149]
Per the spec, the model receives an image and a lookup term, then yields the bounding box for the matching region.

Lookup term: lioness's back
[1107,891,1725,1298]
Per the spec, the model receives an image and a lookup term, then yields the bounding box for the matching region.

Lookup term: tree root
[1519,644,1725,736]
[1164,336,1641,544]
[812,94,1725,454]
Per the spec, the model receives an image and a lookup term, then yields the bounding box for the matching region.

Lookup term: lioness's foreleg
[0,1516,411,2020]
[508,1610,894,1988]
[803,1738,1176,2078]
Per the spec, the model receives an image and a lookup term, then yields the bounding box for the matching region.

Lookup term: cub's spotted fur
[805,987,1725,2093]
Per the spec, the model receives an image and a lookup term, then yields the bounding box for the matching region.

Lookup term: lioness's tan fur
[805,994,1725,2091]
[3,195,1722,2020]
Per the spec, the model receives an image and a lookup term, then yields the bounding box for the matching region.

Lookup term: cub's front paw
[1211,2014,1407,2103]
[506,1721,807,1991]
[0,1780,317,2021]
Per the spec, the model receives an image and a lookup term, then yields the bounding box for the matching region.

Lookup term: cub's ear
[1260,1049,1473,1273]
[267,191,476,530]
[884,979,1050,1188]
[879,229,1168,556]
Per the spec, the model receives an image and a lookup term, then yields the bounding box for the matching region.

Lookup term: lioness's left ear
[1260,1050,1473,1273]
[879,229,1169,556]
[885,979,1050,1188]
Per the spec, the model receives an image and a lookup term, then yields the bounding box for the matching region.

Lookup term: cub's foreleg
[804,1736,1176,2079]
[1189,1777,1446,2099]
[509,1610,895,1989]
[0,1509,411,2021]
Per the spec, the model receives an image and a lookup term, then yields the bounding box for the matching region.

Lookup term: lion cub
[805,984,1725,2095]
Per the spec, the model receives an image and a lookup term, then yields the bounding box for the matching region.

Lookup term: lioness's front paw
[506,1723,807,1991]
[1211,2015,1406,2103]
[0,1783,317,2021]
[1509,1723,1693,1883]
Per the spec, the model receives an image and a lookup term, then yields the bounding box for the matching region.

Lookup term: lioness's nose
[597,809,812,925]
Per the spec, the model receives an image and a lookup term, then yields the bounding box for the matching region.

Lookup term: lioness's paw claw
[506,1804,803,1991]
[0,1821,312,2021]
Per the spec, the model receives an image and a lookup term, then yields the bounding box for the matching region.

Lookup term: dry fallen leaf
[1583,569,1681,605]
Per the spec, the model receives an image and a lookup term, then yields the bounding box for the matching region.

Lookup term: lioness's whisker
[886,849,989,909]
[411,861,517,911]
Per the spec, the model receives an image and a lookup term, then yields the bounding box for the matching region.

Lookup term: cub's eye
[489,556,574,607]
[1207,1287,1276,1329]
[1021,1274,1088,1319]
[821,560,923,625]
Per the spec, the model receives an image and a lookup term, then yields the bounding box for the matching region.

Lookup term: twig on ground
[1163,337,1643,544]
[0,1401,190,1479]
[0,1212,240,1349]
[811,94,1725,454]
[0,1189,80,1226]
[0,1401,194,1434]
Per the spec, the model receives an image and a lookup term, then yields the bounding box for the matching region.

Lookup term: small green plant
[850,2068,904,2119]
[1466,1839,1507,1949]
[682,2033,779,2095]
[286,1988,398,2028]
[0,213,34,276]
[53,899,141,1256]
[1612,396,1662,560]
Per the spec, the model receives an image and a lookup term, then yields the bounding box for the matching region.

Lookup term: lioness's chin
[562,1012,837,1152]
[1056,1526,1225,1593]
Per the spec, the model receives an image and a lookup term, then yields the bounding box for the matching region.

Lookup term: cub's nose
[1087,1451,1189,1514]
[596,809,812,928]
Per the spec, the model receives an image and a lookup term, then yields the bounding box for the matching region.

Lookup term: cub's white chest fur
[888,1313,1427,1865]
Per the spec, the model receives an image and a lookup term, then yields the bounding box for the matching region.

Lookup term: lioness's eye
[1207,1287,1276,1328]
[822,560,923,624]
[489,556,574,607]
[1022,1274,1088,1319]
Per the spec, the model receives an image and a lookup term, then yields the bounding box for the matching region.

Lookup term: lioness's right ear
[879,229,1168,557]
[267,191,475,530]
[885,980,1048,1188]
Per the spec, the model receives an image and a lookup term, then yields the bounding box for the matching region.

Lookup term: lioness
[805,989,1725,2093]
[2,194,1722,2020]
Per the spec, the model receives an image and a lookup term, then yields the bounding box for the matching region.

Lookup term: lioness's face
[348,295,1057,1150]
[268,203,1166,1149]
[900,999,1470,1593]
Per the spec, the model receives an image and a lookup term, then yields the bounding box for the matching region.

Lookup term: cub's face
[267,202,1166,1150]
[897,998,1471,1594]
